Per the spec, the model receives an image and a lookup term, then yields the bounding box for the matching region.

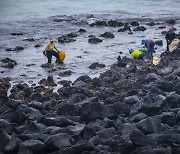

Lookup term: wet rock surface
[0,47,180,153]
[58,35,76,43]
[88,36,103,44]
[1,57,17,68]
[89,62,105,69]
[133,26,147,31]
[6,46,24,51]
[100,32,115,38]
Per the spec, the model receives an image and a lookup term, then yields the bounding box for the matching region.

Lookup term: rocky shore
[0,42,180,154]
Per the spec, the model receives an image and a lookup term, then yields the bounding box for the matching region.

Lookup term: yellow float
[58,50,66,61]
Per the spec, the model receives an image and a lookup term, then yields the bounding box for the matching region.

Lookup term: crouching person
[129,49,144,60]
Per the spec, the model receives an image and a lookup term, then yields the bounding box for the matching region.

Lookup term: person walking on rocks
[43,38,62,64]
[165,28,176,51]
[141,39,155,56]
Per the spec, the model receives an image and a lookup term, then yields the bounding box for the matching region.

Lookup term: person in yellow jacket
[129,49,143,60]
[43,38,62,64]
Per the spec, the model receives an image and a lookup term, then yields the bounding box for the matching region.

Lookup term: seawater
[0,0,180,85]
[1,0,180,23]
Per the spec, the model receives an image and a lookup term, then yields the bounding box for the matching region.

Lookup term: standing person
[165,28,176,51]
[141,39,155,56]
[43,38,62,64]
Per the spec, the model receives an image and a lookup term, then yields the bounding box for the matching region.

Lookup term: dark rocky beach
[0,16,180,154]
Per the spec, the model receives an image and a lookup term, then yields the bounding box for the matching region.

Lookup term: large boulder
[20,139,45,153]
[139,94,167,116]
[45,133,72,151]
[0,129,11,152]
[100,32,115,38]
[136,116,162,134]
[57,103,79,116]
[160,112,176,127]
[117,123,137,135]
[66,32,78,38]
[130,129,157,146]
[58,35,76,43]
[90,20,108,27]
[1,57,17,68]
[130,21,139,26]
[157,80,173,92]
[96,127,116,139]
[123,95,140,105]
[108,20,124,27]
[5,137,21,153]
[83,125,97,139]
[38,76,57,87]
[110,102,131,115]
[105,134,132,153]
[66,124,86,136]
[89,62,105,69]
[0,109,21,125]
[80,102,116,120]
[15,46,24,51]
[133,26,146,31]
[166,93,180,108]
[88,36,103,44]
[129,113,148,123]
[73,75,92,84]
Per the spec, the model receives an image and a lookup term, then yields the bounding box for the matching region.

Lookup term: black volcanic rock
[90,20,108,27]
[100,32,115,38]
[88,36,103,44]
[80,102,116,120]
[58,35,76,43]
[133,26,146,31]
[89,62,105,69]
[130,129,157,146]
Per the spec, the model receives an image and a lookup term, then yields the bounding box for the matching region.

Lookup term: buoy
[153,56,159,66]
[58,50,66,61]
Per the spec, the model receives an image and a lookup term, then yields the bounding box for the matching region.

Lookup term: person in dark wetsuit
[165,28,176,51]
[141,39,155,56]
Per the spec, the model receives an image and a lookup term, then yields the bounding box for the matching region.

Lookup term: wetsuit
[165,32,176,51]
[144,40,155,56]
[45,42,61,63]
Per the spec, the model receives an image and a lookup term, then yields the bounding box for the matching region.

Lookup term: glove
[168,40,172,45]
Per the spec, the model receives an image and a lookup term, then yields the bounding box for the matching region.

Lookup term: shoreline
[0,16,180,87]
